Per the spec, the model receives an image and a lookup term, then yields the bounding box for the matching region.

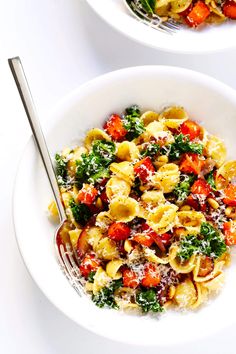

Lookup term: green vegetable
[173,174,195,202]
[69,199,92,226]
[205,170,216,191]
[162,134,203,161]
[178,235,202,261]
[136,289,164,313]
[92,279,122,309]
[123,105,145,140]
[92,140,116,165]
[88,271,96,283]
[200,222,227,258]
[140,143,160,158]
[140,0,155,13]
[178,222,227,261]
[76,139,115,186]
[55,153,68,186]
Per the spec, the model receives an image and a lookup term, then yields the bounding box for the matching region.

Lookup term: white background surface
[1,1,236,353]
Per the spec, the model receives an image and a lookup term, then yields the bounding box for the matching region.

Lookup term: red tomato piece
[123,268,139,288]
[141,263,161,288]
[186,1,210,27]
[180,153,204,175]
[103,114,127,141]
[77,184,98,205]
[79,254,100,278]
[134,157,155,183]
[133,233,153,247]
[160,233,172,246]
[223,0,236,19]
[180,120,201,141]
[108,222,131,241]
[191,178,211,196]
[223,221,236,246]
[223,184,236,206]
[141,223,166,252]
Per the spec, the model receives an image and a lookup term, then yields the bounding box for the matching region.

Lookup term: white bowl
[14,66,236,347]
[86,0,236,54]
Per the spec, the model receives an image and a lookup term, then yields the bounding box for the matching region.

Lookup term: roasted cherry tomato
[103,114,127,141]
[191,178,211,196]
[141,263,161,287]
[186,1,210,27]
[180,153,204,175]
[77,184,98,205]
[223,184,236,206]
[223,221,236,245]
[180,120,201,141]
[223,0,236,19]
[122,268,139,288]
[108,222,131,241]
[134,157,155,183]
[79,253,100,278]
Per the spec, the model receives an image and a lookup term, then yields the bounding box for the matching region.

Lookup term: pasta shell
[159,106,188,128]
[84,128,111,149]
[106,176,131,201]
[116,141,139,161]
[109,196,139,222]
[205,135,226,168]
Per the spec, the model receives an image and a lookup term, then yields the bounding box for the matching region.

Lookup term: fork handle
[8,57,66,222]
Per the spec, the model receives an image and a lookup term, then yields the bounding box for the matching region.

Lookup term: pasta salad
[49,105,236,314]
[132,0,236,27]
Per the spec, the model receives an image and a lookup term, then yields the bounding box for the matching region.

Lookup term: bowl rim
[86,0,236,54]
[13,65,236,346]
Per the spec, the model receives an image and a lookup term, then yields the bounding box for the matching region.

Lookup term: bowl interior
[86,0,236,53]
[14,66,236,346]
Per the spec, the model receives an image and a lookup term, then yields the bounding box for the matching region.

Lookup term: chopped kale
[205,170,216,191]
[55,153,68,186]
[69,199,92,226]
[92,140,116,165]
[178,222,227,261]
[200,222,227,258]
[92,279,123,309]
[125,105,141,117]
[87,271,96,283]
[132,177,143,197]
[140,143,160,158]
[162,134,203,161]
[123,105,145,140]
[173,174,196,202]
[178,235,202,261]
[76,139,115,186]
[139,0,155,13]
[136,289,164,313]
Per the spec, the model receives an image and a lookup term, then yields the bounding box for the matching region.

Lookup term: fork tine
[58,243,83,296]
[128,0,179,34]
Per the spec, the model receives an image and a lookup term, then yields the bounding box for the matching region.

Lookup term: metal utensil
[123,0,180,34]
[9,57,83,296]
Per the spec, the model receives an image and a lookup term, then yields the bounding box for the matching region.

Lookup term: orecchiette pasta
[51,104,234,315]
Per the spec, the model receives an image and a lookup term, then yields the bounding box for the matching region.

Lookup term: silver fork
[9,57,84,296]
[123,0,180,34]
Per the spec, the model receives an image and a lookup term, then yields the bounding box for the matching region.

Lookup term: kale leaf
[178,234,202,261]
[69,199,92,226]
[205,170,216,191]
[140,143,160,158]
[123,105,145,140]
[162,134,203,161]
[87,271,96,283]
[92,279,122,309]
[76,139,115,186]
[200,222,227,258]
[140,0,155,13]
[55,153,68,186]
[136,289,164,313]
[173,174,196,202]
[178,222,227,261]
